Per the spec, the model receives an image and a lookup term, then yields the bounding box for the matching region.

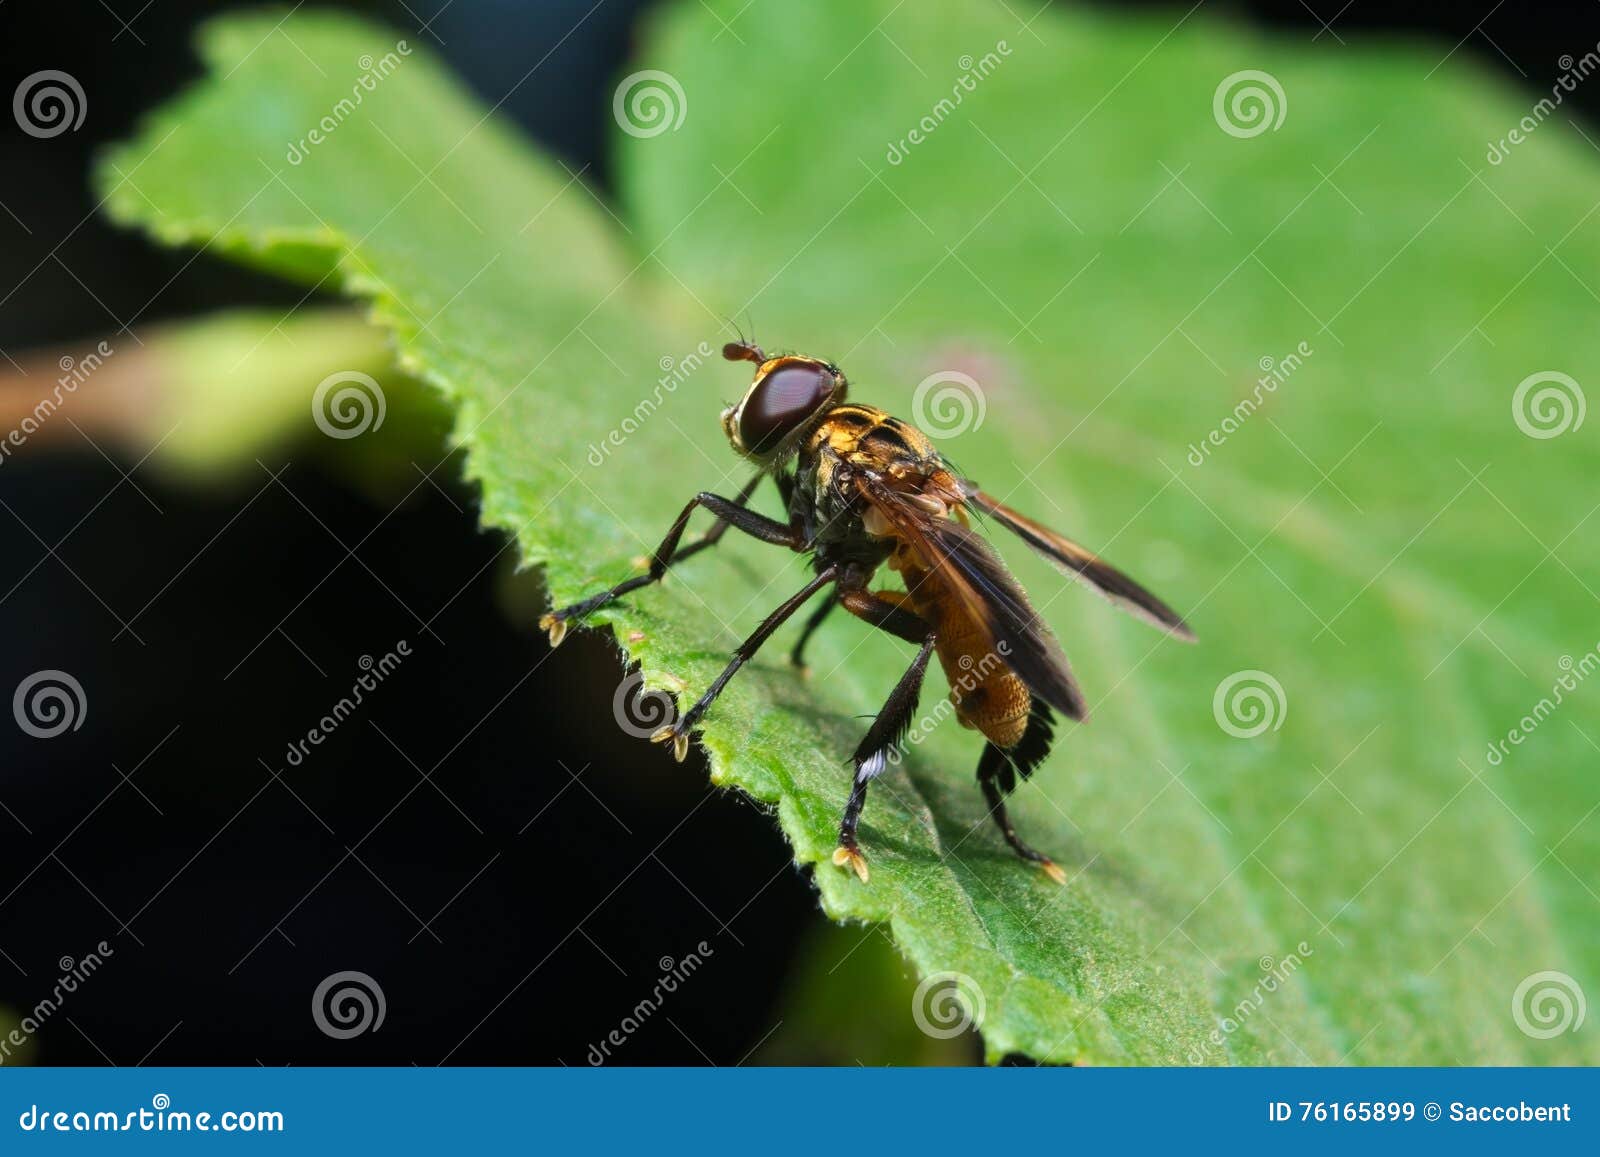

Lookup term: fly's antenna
[723,317,765,364]
[723,342,765,364]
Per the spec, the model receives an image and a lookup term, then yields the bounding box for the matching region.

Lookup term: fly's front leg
[664,471,773,569]
[830,588,935,883]
[651,565,840,761]
[539,474,790,646]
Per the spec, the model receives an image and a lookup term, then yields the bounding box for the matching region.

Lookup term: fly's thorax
[802,404,945,471]
[794,407,884,545]
[855,412,944,476]
[790,439,887,567]
[802,403,888,458]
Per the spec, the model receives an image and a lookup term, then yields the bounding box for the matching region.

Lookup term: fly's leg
[833,638,934,883]
[788,596,838,676]
[539,474,792,645]
[650,565,839,761]
[654,471,767,570]
[977,746,1064,884]
[976,705,1066,885]
[830,588,935,883]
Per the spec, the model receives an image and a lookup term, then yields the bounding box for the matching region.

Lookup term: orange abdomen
[885,556,1030,749]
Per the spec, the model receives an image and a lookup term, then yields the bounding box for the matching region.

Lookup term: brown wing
[963,488,1196,642]
[858,475,1087,720]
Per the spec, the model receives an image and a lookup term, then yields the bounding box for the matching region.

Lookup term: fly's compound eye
[738,362,835,454]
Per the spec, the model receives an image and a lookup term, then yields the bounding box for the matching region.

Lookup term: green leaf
[99,1,1600,1064]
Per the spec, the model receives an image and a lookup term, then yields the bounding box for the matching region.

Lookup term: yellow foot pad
[832,845,870,883]
[650,725,689,763]
[538,613,568,648]
[1039,859,1067,886]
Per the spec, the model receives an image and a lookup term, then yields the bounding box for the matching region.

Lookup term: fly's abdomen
[936,609,1031,749]
[891,557,1031,749]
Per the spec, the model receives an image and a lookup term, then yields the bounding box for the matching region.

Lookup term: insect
[540,341,1195,883]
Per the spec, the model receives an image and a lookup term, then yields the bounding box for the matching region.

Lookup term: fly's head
[720,341,846,465]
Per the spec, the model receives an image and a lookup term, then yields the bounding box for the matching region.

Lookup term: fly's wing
[963,487,1197,642]
[858,475,1087,720]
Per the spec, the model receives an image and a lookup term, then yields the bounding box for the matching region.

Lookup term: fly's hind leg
[830,587,934,883]
[976,704,1067,885]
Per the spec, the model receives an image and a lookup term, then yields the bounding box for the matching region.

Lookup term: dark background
[1,0,1597,1065]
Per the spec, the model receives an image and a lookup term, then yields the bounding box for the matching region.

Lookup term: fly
[540,340,1196,883]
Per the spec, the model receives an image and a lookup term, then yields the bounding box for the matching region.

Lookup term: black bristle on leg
[977,740,1016,796]
[976,704,1065,882]
[834,637,935,882]
[1009,701,1057,780]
